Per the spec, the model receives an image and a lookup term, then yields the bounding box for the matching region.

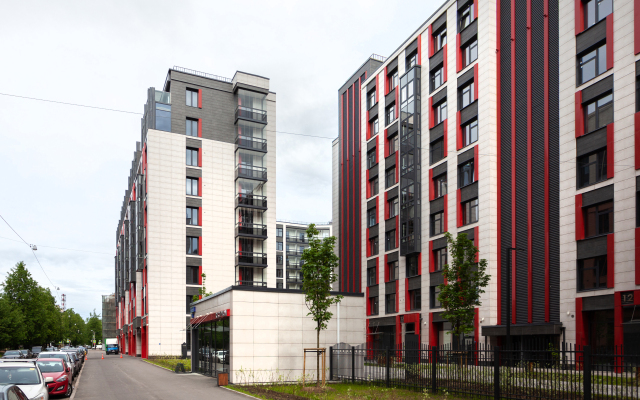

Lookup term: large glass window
[367,148,377,169]
[434,173,447,199]
[369,177,379,196]
[388,197,399,218]
[385,167,396,188]
[584,0,612,30]
[430,138,445,164]
[155,103,171,132]
[430,285,442,308]
[186,118,198,137]
[434,28,447,53]
[459,3,475,31]
[388,134,399,154]
[367,265,377,286]
[406,255,419,277]
[409,288,422,310]
[386,105,396,125]
[434,247,447,271]
[462,198,479,225]
[369,296,379,315]
[401,185,415,204]
[460,82,475,108]
[386,294,396,313]
[406,52,418,69]
[577,148,607,188]
[385,230,396,251]
[462,39,478,68]
[371,118,379,137]
[388,70,399,91]
[368,89,377,109]
[186,177,199,196]
[237,89,266,111]
[434,101,447,125]
[431,212,444,236]
[186,237,199,255]
[186,148,199,166]
[186,207,199,225]
[389,261,399,281]
[584,201,613,238]
[462,119,478,147]
[585,94,613,133]
[369,237,379,256]
[431,67,444,91]
[578,256,608,291]
[459,160,475,187]
[367,208,377,228]
[578,44,607,85]
[186,89,198,107]
[276,242,283,251]
[186,266,199,284]
[276,228,283,237]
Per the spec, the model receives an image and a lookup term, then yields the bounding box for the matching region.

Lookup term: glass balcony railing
[286,250,305,256]
[236,165,267,181]
[235,135,267,152]
[235,106,267,123]
[154,90,171,104]
[235,193,267,209]
[236,222,267,238]
[235,251,267,267]
[236,280,267,287]
[287,277,303,283]
[286,236,308,244]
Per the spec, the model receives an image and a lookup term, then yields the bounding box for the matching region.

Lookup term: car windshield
[39,353,66,361]
[0,367,41,385]
[37,361,64,373]
[4,351,20,356]
[32,347,41,352]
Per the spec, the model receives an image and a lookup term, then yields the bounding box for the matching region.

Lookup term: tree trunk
[316,322,320,387]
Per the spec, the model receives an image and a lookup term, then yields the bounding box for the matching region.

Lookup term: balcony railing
[235,135,267,152]
[236,222,267,238]
[287,277,303,283]
[235,280,267,287]
[286,250,305,256]
[286,236,308,244]
[236,251,267,267]
[236,165,267,181]
[236,194,267,209]
[235,106,267,123]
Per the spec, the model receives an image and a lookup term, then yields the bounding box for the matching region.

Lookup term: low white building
[189,285,364,383]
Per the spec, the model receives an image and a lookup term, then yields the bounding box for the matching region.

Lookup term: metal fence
[329,342,640,400]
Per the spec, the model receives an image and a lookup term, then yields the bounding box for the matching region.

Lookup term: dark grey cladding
[430,196,444,214]
[431,161,447,177]
[577,235,608,259]
[460,181,478,203]
[582,184,613,207]
[458,146,475,165]
[576,18,606,55]
[576,126,607,157]
[430,122,445,142]
[186,167,202,178]
[582,75,613,103]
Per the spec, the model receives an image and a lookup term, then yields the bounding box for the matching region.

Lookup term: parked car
[1,351,25,359]
[37,358,73,397]
[32,346,43,357]
[19,349,34,359]
[0,360,51,400]
[0,384,30,400]
[37,353,74,380]
[61,350,81,372]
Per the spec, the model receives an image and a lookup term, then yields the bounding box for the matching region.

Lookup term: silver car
[0,360,50,400]
[37,353,74,380]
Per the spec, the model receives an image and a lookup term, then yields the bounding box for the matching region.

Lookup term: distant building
[101,294,116,340]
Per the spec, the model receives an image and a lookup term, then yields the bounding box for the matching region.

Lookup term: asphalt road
[73,350,246,400]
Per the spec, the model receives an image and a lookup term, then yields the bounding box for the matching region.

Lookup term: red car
[36,358,73,397]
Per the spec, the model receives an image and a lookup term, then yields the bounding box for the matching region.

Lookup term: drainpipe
[337,302,340,344]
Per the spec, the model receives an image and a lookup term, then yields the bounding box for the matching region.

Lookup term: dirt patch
[301,386,335,393]
[240,385,308,400]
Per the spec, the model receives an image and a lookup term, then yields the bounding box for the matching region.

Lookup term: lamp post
[505,247,524,356]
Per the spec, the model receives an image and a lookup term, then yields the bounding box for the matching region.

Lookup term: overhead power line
[0,236,112,256]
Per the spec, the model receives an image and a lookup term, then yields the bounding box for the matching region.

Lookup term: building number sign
[621,291,634,305]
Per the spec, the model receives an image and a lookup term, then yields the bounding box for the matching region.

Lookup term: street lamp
[505,247,525,355]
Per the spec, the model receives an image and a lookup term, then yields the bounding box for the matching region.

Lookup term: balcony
[287,277,303,284]
[236,280,267,287]
[236,222,267,238]
[286,236,308,244]
[236,165,267,181]
[236,135,267,152]
[235,106,267,124]
[236,251,267,267]
[286,250,304,256]
[236,194,267,210]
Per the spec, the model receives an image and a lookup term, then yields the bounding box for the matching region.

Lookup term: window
[385,167,396,188]
[459,160,475,187]
[186,236,199,255]
[462,119,478,147]
[578,256,608,291]
[186,266,199,284]
[386,105,396,125]
[276,269,283,278]
[186,207,199,225]
[388,70,399,91]
[406,52,418,69]
[276,228,283,237]
[577,149,607,188]
[369,177,379,196]
[388,134,399,154]
[369,297,379,315]
[155,103,171,132]
[585,94,613,133]
[371,118,379,137]
[434,174,447,199]
[276,255,283,264]
[462,198,479,225]
[406,255,419,277]
[430,285,442,308]
[401,185,415,203]
[367,148,377,169]
[578,44,607,85]
[187,296,193,314]
[186,89,198,107]
[368,89,377,109]
[389,261,399,281]
[431,212,444,236]
[434,101,447,125]
[367,265,377,286]
[459,3,475,31]
[584,201,613,238]
[385,230,396,251]
[430,138,445,164]
[388,197,399,218]
[186,148,199,166]
[434,28,447,53]
[584,0,612,30]
[460,82,475,109]
[385,294,396,313]
[409,288,422,310]
[367,208,377,228]
[401,153,414,173]
[462,39,478,68]
[276,242,283,251]
[186,177,199,196]
[431,67,444,91]
[434,247,447,271]
[369,237,379,256]
[186,118,199,137]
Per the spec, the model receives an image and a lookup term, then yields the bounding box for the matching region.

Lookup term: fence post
[329,346,333,381]
[351,346,355,383]
[583,345,591,400]
[385,348,390,388]
[494,346,500,400]
[431,346,437,394]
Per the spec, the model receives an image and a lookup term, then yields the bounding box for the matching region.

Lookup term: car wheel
[65,383,73,398]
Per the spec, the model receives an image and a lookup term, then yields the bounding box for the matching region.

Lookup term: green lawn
[228,382,462,400]
[144,357,191,372]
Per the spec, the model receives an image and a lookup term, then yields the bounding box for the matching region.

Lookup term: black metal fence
[329,342,640,400]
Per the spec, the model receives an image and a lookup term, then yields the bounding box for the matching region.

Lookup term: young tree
[437,232,490,348]
[0,296,26,348]
[85,309,102,344]
[301,224,342,386]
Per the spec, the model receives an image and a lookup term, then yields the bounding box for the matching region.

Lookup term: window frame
[431,212,444,236]
[458,160,475,188]
[462,39,478,68]
[388,260,399,282]
[186,266,199,284]
[434,100,447,126]
[431,67,444,91]
[186,206,199,226]
[433,173,447,199]
[385,229,396,251]
[462,119,478,147]
[584,93,613,134]
[367,266,377,287]
[369,177,379,196]
[276,242,283,251]
[430,138,445,164]
[369,236,379,256]
[186,118,199,137]
[385,293,396,313]
[577,255,608,291]
[386,105,396,125]
[460,82,475,109]
[385,167,396,189]
[583,0,613,30]
[578,43,607,85]
[371,118,379,137]
[186,177,199,196]
[186,236,199,255]
[369,296,379,315]
[186,89,198,107]
[583,201,613,238]
[388,134,399,154]
[458,3,475,32]
[388,70,399,91]
[186,147,199,166]
[409,288,422,310]
[367,148,377,169]
[367,208,377,228]
[577,148,607,188]
[276,228,283,237]
[406,52,418,69]
[388,197,399,219]
[433,28,447,53]
[462,198,479,225]
[430,285,442,308]
[433,247,447,271]
[368,89,377,109]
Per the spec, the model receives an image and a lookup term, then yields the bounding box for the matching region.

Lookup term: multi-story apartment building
[275,221,332,289]
[114,67,276,357]
[333,0,640,351]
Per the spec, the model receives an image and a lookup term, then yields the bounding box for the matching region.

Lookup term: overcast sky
[0,0,440,318]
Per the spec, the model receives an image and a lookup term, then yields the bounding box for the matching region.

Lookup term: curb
[141,359,193,374]
[221,386,265,400]
[69,357,88,400]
